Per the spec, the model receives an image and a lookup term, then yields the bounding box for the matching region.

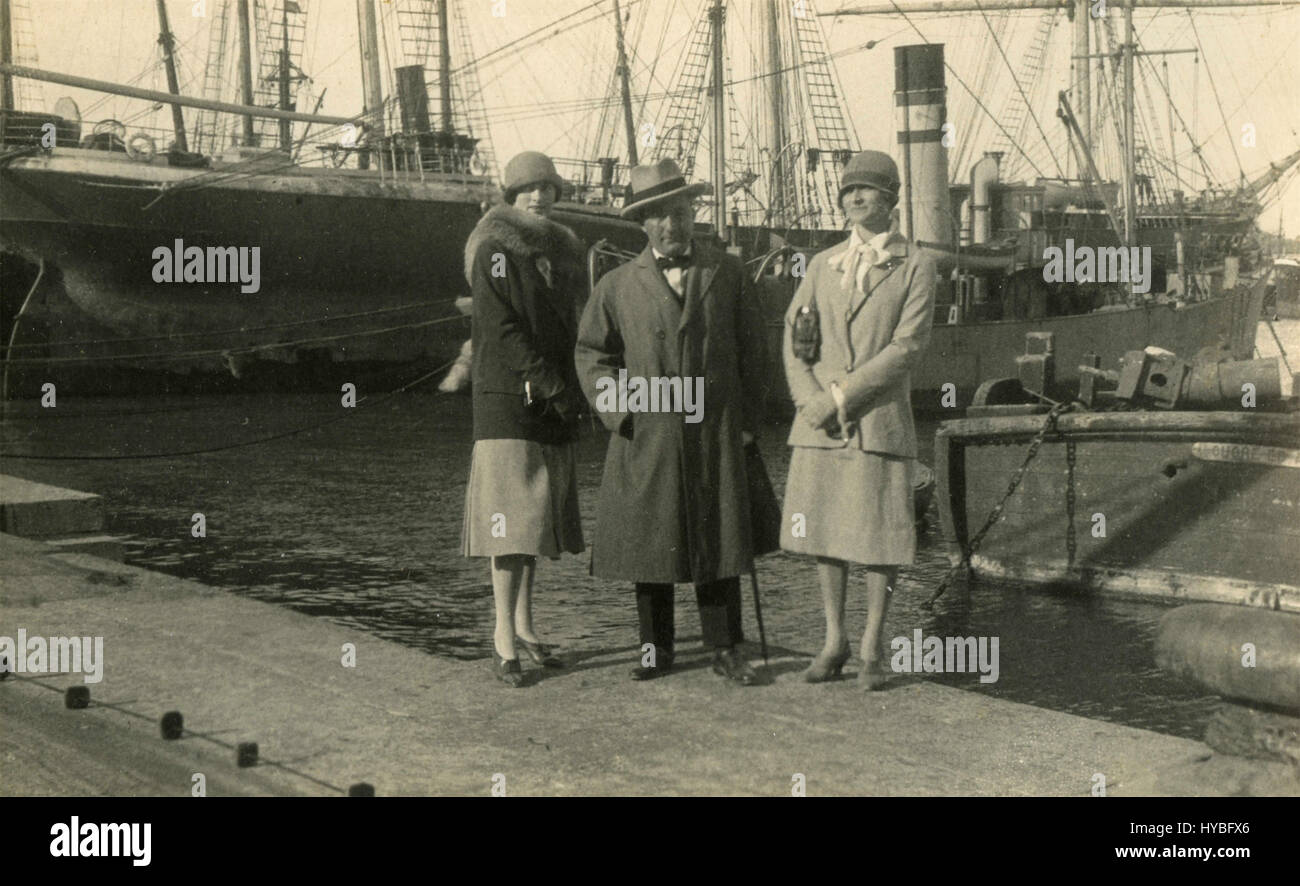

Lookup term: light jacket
[783,229,937,457]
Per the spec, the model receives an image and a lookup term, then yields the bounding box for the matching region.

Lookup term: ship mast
[612,0,638,165]
[236,0,256,145]
[1122,1,1136,242]
[759,0,786,225]
[153,0,189,151]
[437,0,453,133]
[356,0,384,149]
[709,0,727,242]
[0,0,13,111]
[1072,0,1089,160]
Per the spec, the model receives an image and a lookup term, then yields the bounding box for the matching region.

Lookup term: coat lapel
[678,241,719,336]
[845,234,909,325]
[634,247,685,370]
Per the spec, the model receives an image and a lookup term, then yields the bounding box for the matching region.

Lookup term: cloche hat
[502,150,566,204]
[837,150,901,204]
[620,158,712,220]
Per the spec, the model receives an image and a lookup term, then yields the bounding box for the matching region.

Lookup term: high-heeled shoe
[515,636,563,668]
[492,648,525,687]
[857,655,890,691]
[802,643,851,683]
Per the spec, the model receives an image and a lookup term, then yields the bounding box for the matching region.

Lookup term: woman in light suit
[780,150,937,689]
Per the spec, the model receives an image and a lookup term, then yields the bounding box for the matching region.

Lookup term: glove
[800,391,839,431]
[543,385,584,424]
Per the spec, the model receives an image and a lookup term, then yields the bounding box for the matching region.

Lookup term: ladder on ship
[652,8,715,178]
[993,9,1057,176]
[7,0,42,111]
[250,0,308,148]
[194,0,233,154]
[789,0,860,226]
[392,0,497,178]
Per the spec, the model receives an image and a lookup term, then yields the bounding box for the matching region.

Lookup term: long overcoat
[575,240,766,584]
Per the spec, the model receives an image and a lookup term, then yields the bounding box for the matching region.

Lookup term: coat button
[656,330,666,340]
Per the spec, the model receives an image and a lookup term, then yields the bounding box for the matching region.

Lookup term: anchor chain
[1065,440,1078,567]
[923,401,1075,610]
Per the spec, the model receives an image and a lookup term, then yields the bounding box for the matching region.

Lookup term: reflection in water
[3,391,1217,738]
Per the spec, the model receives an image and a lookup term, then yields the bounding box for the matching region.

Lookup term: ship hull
[758,274,1262,414]
[934,411,1300,612]
[0,148,644,394]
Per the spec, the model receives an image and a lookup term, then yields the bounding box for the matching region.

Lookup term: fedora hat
[837,150,900,205]
[620,158,712,220]
[502,150,566,204]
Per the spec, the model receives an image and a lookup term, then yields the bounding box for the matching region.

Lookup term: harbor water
[2,371,1246,742]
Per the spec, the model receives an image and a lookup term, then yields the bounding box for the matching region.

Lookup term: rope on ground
[0,359,455,461]
[921,401,1076,611]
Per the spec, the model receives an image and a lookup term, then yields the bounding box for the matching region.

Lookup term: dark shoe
[802,642,851,683]
[492,649,525,688]
[516,636,563,668]
[712,647,758,685]
[629,650,674,681]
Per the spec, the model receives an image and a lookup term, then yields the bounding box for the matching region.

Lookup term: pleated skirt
[780,446,915,566]
[461,438,585,558]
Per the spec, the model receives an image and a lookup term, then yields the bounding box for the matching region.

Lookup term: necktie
[655,254,692,271]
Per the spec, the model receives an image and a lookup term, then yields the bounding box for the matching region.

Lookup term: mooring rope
[0,359,455,461]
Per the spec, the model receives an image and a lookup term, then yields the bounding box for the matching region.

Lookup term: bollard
[236,742,259,768]
[348,782,375,797]
[160,711,184,740]
[65,686,90,709]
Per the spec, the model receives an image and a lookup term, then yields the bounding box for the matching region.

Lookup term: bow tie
[655,254,692,272]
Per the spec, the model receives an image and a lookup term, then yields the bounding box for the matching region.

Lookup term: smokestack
[395,64,432,134]
[894,44,953,247]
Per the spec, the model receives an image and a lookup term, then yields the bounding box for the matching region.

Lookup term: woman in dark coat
[461,151,587,687]
[781,151,936,690]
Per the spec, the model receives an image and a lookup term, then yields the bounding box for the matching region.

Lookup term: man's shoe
[712,647,758,685]
[630,651,674,681]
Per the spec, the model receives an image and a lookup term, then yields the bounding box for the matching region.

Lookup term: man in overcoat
[575,159,766,684]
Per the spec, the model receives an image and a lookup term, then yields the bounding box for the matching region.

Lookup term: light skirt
[461,438,585,558]
[780,446,915,566]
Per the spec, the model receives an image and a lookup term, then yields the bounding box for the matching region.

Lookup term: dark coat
[466,205,587,445]
[574,240,766,583]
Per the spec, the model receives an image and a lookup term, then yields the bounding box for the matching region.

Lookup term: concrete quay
[2,526,1297,797]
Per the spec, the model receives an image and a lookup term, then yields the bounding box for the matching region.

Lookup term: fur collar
[463,204,586,281]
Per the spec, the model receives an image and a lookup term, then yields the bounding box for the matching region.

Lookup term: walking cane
[749,571,768,665]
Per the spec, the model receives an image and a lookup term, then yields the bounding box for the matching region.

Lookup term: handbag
[791,302,820,364]
[745,441,783,557]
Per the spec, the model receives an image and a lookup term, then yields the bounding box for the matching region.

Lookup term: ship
[932,320,1300,613]
[563,0,1299,413]
[0,0,641,396]
[2,1,1297,401]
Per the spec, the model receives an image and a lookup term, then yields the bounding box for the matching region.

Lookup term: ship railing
[550,156,632,208]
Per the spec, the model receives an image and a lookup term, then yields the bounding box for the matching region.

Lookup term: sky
[18,0,1300,236]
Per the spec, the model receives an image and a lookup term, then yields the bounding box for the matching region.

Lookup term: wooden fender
[1155,604,1300,714]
